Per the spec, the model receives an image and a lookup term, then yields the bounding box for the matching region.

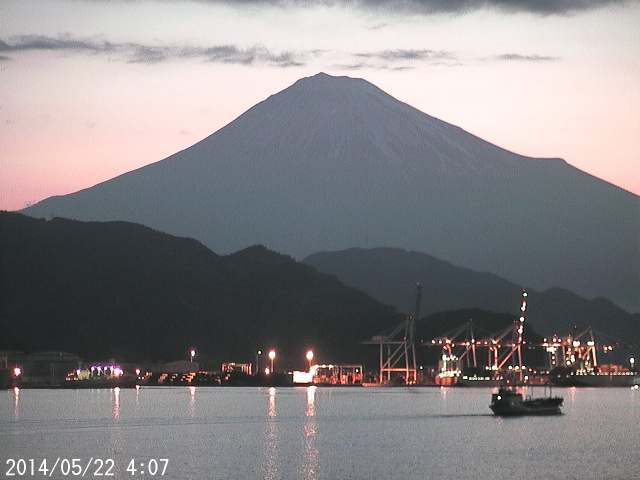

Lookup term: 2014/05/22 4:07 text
[4,458,169,477]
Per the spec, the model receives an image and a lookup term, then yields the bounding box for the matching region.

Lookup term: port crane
[541,327,619,371]
[365,282,421,385]
[429,291,529,381]
[425,290,638,385]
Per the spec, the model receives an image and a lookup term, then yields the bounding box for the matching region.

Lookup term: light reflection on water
[301,386,318,480]
[188,386,196,417]
[13,387,20,420]
[263,387,278,480]
[112,387,120,420]
[1,387,638,480]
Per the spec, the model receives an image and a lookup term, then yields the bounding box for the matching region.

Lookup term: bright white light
[13,367,21,377]
[293,371,313,383]
[306,350,314,362]
[268,350,276,360]
[265,367,270,375]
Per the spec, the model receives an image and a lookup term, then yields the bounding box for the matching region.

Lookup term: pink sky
[1,1,638,211]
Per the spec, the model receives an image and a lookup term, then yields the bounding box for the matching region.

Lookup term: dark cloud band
[0,35,559,70]
[0,35,305,67]
[198,0,627,15]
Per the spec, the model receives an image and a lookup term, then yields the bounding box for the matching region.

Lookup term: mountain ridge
[21,73,639,311]
[6,212,623,371]
[0,212,402,366]
[303,247,639,344]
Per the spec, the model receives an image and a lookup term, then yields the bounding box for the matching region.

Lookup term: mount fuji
[21,73,639,311]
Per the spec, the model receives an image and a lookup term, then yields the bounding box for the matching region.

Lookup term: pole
[256,351,261,376]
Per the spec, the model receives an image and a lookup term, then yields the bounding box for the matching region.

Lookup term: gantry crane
[365,282,421,385]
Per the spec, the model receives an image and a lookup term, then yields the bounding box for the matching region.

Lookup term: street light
[631,357,636,371]
[190,349,197,362]
[256,350,262,376]
[268,350,276,373]
[306,350,314,371]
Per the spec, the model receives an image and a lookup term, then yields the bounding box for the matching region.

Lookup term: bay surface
[1,386,638,480]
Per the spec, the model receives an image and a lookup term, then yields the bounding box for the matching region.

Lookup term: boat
[456,374,503,387]
[550,368,636,387]
[490,386,563,416]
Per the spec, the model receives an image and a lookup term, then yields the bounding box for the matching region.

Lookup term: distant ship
[550,369,637,387]
[490,386,563,415]
[457,374,503,387]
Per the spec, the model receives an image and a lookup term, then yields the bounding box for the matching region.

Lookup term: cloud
[331,57,458,72]
[0,35,115,54]
[176,45,305,66]
[0,35,305,68]
[492,53,560,62]
[349,48,461,68]
[358,48,456,62]
[0,34,556,71]
[127,44,169,64]
[187,0,629,16]
[330,62,369,71]
[367,22,390,30]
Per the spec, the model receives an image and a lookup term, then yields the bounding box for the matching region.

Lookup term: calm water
[1,386,639,480]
